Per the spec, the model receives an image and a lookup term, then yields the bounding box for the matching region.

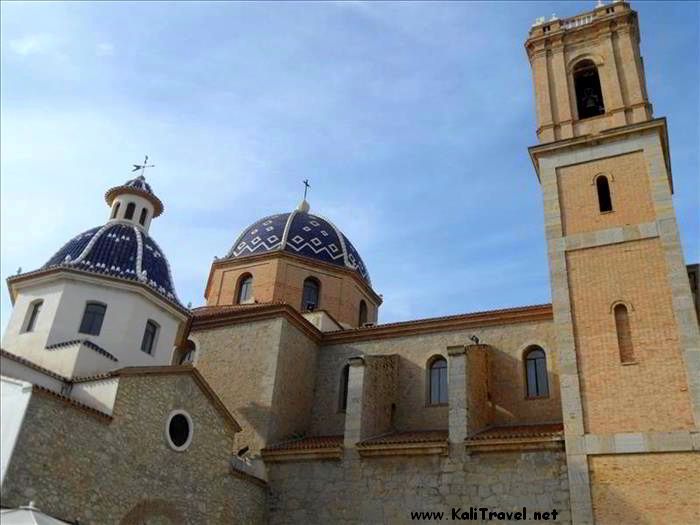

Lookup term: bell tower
[526,2,700,524]
[527,0,652,143]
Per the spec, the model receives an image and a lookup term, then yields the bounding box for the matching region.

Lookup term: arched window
[79,302,107,336]
[237,274,253,304]
[124,202,136,220]
[428,356,448,405]
[140,319,159,355]
[573,60,605,119]
[111,202,121,219]
[139,208,148,226]
[358,300,368,326]
[302,277,320,311]
[339,364,350,412]
[614,304,635,363]
[596,175,613,212]
[525,347,549,398]
[23,300,44,333]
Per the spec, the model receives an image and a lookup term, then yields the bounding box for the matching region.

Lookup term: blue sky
[1,1,698,332]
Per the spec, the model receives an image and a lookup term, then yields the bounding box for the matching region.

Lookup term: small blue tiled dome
[43,223,180,305]
[226,204,371,284]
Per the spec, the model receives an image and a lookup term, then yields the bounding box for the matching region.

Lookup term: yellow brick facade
[589,453,700,525]
[567,238,695,433]
[557,151,656,236]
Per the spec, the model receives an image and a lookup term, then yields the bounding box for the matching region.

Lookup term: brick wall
[567,238,695,433]
[589,453,700,524]
[557,151,655,236]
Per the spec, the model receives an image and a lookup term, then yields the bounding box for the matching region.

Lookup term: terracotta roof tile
[263,435,343,452]
[468,423,563,441]
[357,430,448,447]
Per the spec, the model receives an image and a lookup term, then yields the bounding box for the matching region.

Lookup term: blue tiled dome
[226,207,371,284]
[43,223,181,305]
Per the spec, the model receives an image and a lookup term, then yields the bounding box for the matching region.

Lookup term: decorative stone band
[465,423,565,453]
[261,435,344,462]
[356,430,449,458]
[45,339,118,362]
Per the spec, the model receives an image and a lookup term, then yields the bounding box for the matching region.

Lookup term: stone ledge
[579,430,700,455]
[562,222,658,252]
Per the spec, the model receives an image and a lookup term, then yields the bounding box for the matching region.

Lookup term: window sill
[426,403,448,408]
[525,395,550,401]
[621,361,638,366]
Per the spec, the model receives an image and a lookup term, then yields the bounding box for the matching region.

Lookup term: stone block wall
[268,319,320,443]
[310,320,561,437]
[193,317,286,453]
[360,355,399,439]
[1,374,267,524]
[267,449,570,524]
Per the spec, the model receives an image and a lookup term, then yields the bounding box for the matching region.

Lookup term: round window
[165,410,193,451]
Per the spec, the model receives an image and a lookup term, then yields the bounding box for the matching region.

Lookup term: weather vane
[132,155,155,177]
[302,179,311,200]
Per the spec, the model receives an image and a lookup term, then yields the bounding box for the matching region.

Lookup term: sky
[1,1,698,334]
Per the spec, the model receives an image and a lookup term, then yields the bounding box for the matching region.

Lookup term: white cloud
[8,33,56,56]
[96,42,114,57]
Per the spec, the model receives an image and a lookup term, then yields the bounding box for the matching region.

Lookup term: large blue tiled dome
[226,205,371,284]
[43,223,181,305]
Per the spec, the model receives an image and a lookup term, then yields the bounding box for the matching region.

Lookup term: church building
[1,2,698,524]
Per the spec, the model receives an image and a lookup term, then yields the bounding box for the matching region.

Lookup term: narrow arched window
[79,302,107,336]
[428,357,448,405]
[573,60,605,119]
[358,300,368,326]
[236,274,253,304]
[614,304,635,363]
[302,277,320,311]
[339,364,350,412]
[124,202,136,220]
[111,202,121,219]
[140,319,159,354]
[139,208,148,226]
[596,176,613,212]
[525,347,549,398]
[23,300,44,333]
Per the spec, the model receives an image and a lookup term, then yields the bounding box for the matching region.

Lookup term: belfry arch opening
[573,60,605,120]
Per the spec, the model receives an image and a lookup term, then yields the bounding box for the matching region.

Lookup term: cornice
[187,302,553,346]
[528,117,671,188]
[6,266,190,318]
[323,304,553,344]
[189,303,324,343]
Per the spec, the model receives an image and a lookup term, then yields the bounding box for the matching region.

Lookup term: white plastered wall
[2,273,185,375]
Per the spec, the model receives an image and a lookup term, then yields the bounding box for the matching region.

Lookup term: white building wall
[71,377,119,415]
[1,280,64,356]
[0,376,32,487]
[3,274,184,376]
